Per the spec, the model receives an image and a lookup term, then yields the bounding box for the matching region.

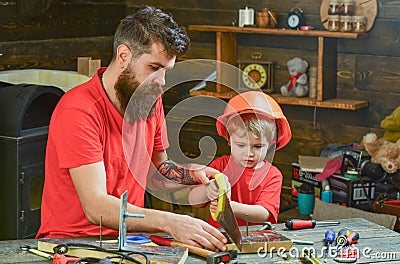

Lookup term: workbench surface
[0,218,399,263]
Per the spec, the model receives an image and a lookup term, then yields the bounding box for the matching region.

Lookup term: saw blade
[218,192,243,251]
[211,173,243,251]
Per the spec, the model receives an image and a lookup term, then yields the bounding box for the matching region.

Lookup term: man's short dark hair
[113,5,190,59]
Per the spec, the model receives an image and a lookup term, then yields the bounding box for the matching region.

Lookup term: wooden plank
[0,36,113,71]
[189,25,368,39]
[225,230,292,254]
[319,37,337,101]
[337,20,400,56]
[0,3,125,41]
[216,32,237,92]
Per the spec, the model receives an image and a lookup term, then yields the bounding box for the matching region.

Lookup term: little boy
[189,91,291,226]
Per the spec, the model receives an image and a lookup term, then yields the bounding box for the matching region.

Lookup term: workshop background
[0,0,399,228]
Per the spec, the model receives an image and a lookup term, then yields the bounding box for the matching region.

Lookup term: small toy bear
[381,106,400,142]
[280,57,309,97]
[362,132,400,174]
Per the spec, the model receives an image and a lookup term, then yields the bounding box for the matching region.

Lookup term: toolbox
[291,163,322,201]
[328,174,376,211]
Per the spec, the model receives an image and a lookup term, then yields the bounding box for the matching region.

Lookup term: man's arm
[70,159,227,251]
[152,150,220,185]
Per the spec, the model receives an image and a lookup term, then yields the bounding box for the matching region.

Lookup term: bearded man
[37,5,227,252]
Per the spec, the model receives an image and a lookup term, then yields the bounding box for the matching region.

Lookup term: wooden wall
[1,0,399,210]
[127,1,400,201]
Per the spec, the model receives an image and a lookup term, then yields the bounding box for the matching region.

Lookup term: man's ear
[116,44,132,69]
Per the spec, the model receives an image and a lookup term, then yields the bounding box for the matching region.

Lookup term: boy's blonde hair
[225,113,276,144]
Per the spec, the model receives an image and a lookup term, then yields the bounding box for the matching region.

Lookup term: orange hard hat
[216,91,291,150]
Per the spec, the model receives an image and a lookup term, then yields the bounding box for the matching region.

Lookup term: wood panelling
[0,1,125,71]
[1,0,399,211]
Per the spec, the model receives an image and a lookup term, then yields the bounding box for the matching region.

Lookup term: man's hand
[189,164,221,184]
[166,213,227,251]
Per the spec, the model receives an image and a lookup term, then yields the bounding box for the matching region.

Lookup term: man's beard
[114,66,163,123]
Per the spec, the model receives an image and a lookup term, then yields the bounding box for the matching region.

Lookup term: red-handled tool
[285,219,340,230]
[149,235,213,257]
[53,254,80,264]
[347,231,360,245]
[149,235,236,264]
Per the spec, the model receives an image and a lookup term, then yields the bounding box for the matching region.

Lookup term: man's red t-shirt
[208,155,282,227]
[36,68,169,238]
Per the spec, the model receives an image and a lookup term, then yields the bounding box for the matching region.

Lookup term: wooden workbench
[1,218,399,263]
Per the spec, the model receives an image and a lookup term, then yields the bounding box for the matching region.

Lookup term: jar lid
[328,15,340,19]
[353,16,366,23]
[341,16,352,21]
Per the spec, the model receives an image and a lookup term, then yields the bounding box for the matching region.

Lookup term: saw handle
[210,173,227,221]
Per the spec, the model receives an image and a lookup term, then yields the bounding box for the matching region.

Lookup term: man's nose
[153,69,166,86]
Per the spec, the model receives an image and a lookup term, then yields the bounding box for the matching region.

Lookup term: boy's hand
[206,179,220,201]
[210,199,219,214]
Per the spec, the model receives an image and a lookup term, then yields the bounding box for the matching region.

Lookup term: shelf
[188,25,369,110]
[188,25,368,39]
[189,90,368,110]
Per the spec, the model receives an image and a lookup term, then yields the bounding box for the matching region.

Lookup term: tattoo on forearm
[158,160,195,185]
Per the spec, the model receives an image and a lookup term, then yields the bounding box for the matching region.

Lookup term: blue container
[297,193,315,215]
[321,191,333,203]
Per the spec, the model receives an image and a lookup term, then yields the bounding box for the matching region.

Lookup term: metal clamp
[118,190,145,250]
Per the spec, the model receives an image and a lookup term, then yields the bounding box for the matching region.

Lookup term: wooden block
[226,230,293,254]
[77,57,101,76]
[38,237,188,264]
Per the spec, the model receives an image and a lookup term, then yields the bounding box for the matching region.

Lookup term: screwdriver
[336,228,350,246]
[347,231,360,245]
[324,229,336,263]
[285,219,340,230]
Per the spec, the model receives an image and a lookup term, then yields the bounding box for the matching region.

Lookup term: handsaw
[211,173,243,251]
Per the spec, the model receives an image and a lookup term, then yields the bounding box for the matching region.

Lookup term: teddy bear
[362,132,400,174]
[280,57,309,97]
[380,106,400,142]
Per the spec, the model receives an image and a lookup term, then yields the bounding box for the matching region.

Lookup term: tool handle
[285,219,316,230]
[149,235,173,246]
[149,235,214,257]
[325,229,336,244]
[28,248,53,259]
[210,173,227,221]
[347,232,360,244]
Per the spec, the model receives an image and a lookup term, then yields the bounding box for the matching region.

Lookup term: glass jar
[353,16,366,32]
[340,0,354,16]
[340,15,353,32]
[328,0,341,15]
[328,15,341,32]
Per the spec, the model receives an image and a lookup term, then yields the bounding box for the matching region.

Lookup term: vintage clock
[238,60,273,92]
[287,7,305,29]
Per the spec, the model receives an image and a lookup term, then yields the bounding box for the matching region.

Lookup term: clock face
[242,63,268,90]
[288,14,300,28]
